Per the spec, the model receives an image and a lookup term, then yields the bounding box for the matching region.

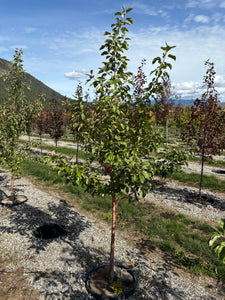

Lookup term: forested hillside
[0,58,65,105]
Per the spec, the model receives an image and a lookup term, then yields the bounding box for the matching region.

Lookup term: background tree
[0,48,28,196]
[45,96,66,151]
[23,93,44,142]
[49,7,186,284]
[132,58,147,101]
[34,108,48,154]
[154,77,176,146]
[67,82,86,163]
[181,60,225,198]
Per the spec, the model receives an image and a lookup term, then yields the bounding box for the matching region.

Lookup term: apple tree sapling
[48,7,187,284]
[45,96,66,151]
[0,48,29,197]
[181,60,225,198]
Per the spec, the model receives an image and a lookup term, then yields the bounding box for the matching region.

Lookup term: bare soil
[0,256,40,300]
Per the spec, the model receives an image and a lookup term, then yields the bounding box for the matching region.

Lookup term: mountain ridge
[0,58,66,105]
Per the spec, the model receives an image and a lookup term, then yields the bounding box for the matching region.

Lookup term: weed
[111,277,123,295]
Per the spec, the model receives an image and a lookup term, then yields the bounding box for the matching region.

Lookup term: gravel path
[183,161,225,180]
[1,168,225,299]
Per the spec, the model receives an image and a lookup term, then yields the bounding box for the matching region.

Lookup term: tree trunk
[109,193,116,283]
[165,118,169,147]
[76,136,79,164]
[11,174,14,197]
[40,135,42,155]
[199,149,205,199]
[55,139,58,153]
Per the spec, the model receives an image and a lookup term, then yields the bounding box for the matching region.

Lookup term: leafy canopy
[49,7,186,201]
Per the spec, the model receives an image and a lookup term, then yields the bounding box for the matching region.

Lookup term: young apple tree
[67,82,88,163]
[34,108,48,154]
[0,48,29,197]
[48,7,187,282]
[23,93,44,142]
[181,60,225,198]
[154,77,176,146]
[45,96,66,151]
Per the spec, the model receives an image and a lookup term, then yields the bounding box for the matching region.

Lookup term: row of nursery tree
[0,7,225,281]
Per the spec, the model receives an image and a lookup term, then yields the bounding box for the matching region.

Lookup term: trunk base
[85,264,137,299]
[0,195,28,207]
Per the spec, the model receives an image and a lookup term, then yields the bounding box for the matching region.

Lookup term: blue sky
[1,0,225,101]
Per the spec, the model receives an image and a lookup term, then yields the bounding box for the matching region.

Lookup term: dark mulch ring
[185,191,224,209]
[154,180,225,210]
[85,264,138,299]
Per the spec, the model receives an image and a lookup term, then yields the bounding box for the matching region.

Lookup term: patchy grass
[190,156,225,168]
[19,138,87,159]
[170,171,225,193]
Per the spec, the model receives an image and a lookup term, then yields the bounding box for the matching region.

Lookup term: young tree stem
[11,174,14,197]
[109,192,116,282]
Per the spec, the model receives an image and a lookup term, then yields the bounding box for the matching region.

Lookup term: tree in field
[49,7,187,285]
[34,108,48,154]
[181,60,225,198]
[132,58,147,101]
[67,82,86,163]
[22,93,44,149]
[0,49,28,197]
[154,77,176,145]
[45,96,66,151]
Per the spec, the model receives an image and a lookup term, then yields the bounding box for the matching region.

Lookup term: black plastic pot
[0,194,28,207]
[85,264,138,300]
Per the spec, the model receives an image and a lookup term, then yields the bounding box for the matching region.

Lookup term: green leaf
[142,170,150,180]
[126,8,133,13]
[168,54,176,61]
[217,242,225,261]
[152,57,161,65]
[209,234,221,247]
[139,174,145,184]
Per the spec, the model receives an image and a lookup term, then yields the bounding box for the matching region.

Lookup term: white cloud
[215,75,225,99]
[127,23,225,101]
[10,45,28,50]
[186,0,216,8]
[24,27,36,33]
[194,15,210,23]
[0,35,10,42]
[220,1,225,8]
[174,81,203,99]
[0,46,8,52]
[45,29,103,57]
[175,81,201,91]
[64,70,88,80]
[127,2,160,16]
[173,75,225,101]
